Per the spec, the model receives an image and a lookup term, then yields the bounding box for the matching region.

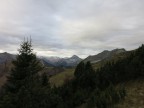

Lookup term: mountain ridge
[41,55,82,67]
[0,52,82,68]
[0,48,126,68]
[84,48,126,63]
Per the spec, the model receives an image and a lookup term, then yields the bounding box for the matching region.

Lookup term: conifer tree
[41,72,50,87]
[5,38,43,93]
[74,61,85,79]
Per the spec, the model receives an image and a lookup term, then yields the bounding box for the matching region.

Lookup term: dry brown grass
[116,80,144,108]
[0,75,7,87]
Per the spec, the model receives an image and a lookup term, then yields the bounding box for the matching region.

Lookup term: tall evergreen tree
[5,39,43,93]
[74,61,85,79]
[0,39,61,108]
[80,62,96,89]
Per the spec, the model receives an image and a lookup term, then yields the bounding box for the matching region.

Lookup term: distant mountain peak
[71,55,80,59]
[4,52,8,54]
[111,48,126,54]
[102,50,109,52]
[40,55,82,67]
[112,48,126,51]
[0,52,16,64]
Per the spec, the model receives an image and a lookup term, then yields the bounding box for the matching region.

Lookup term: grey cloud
[0,0,144,58]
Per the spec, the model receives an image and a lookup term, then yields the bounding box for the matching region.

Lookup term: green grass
[50,68,75,87]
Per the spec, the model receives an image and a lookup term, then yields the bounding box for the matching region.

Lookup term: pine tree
[81,62,96,89]
[5,39,43,93]
[74,61,85,79]
[0,39,64,108]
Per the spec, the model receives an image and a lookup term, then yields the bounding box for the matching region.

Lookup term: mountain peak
[111,48,126,54]
[40,55,82,67]
[71,55,80,59]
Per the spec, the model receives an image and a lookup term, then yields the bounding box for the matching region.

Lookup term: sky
[0,0,144,58]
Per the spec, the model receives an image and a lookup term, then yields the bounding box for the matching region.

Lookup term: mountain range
[40,55,82,67]
[0,48,126,68]
[0,53,82,68]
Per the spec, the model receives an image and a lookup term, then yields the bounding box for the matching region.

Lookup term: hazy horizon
[0,47,129,59]
[0,0,144,58]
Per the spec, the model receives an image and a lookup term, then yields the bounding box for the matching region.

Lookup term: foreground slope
[49,45,144,108]
[50,68,74,87]
[116,80,144,108]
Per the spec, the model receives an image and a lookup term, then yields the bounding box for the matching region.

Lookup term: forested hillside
[0,40,144,108]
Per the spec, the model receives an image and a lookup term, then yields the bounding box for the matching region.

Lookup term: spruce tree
[81,62,96,89]
[74,61,85,79]
[5,39,43,93]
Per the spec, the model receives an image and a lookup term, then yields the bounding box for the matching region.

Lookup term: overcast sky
[0,0,144,58]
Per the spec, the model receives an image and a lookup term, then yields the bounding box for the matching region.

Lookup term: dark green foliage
[58,45,144,108]
[74,61,96,89]
[56,61,126,108]
[74,61,85,79]
[41,72,50,87]
[87,85,126,108]
[96,44,144,87]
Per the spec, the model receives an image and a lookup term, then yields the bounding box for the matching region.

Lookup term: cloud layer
[0,0,144,58]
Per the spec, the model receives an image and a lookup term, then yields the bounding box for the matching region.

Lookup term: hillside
[0,48,128,87]
[0,53,81,88]
[115,80,144,108]
[48,45,144,108]
[79,80,144,108]
[0,52,15,74]
[84,48,126,63]
[49,49,131,86]
[50,68,74,87]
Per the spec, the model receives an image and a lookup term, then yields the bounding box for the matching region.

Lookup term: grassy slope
[0,75,7,87]
[50,68,75,87]
[115,80,144,108]
[49,50,144,107]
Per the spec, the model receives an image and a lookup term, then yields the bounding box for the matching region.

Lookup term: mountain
[40,56,61,67]
[0,52,16,63]
[0,52,15,74]
[0,52,82,68]
[40,55,82,67]
[84,48,126,63]
[0,49,126,68]
[0,53,81,87]
[49,45,144,108]
[0,52,15,86]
